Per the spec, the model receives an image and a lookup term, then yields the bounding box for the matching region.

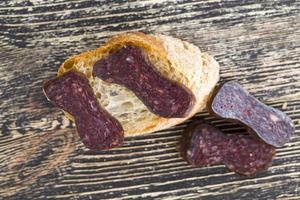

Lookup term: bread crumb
[282,102,288,109]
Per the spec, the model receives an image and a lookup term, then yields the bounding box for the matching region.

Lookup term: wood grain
[0,0,299,199]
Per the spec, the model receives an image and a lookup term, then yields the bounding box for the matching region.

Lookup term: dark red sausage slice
[211,81,294,147]
[93,45,195,118]
[181,122,227,166]
[224,135,275,176]
[180,122,275,176]
[43,71,124,150]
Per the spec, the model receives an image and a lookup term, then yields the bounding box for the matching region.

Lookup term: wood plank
[0,0,299,199]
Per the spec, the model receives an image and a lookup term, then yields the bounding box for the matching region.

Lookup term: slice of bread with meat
[57,32,220,136]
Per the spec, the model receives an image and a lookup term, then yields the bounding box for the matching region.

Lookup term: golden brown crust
[55,32,220,136]
[58,32,170,76]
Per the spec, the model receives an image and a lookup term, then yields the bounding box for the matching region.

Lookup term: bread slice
[57,32,220,136]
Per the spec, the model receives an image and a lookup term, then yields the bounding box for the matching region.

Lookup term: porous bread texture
[58,32,220,136]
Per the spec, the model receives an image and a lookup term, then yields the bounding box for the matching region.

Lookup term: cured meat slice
[210,81,294,147]
[181,122,228,166]
[93,45,195,118]
[44,71,124,150]
[180,122,275,176]
[224,135,275,176]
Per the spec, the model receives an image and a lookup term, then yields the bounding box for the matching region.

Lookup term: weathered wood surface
[0,0,300,199]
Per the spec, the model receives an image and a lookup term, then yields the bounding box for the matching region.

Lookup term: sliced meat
[180,121,275,176]
[44,71,124,150]
[93,45,195,118]
[181,122,228,166]
[210,81,294,147]
[224,135,275,176]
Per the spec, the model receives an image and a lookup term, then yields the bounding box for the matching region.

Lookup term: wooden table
[1,0,299,199]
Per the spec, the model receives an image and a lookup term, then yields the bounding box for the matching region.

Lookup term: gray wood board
[0,0,300,199]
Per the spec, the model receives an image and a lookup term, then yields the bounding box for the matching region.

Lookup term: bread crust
[57,32,220,136]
